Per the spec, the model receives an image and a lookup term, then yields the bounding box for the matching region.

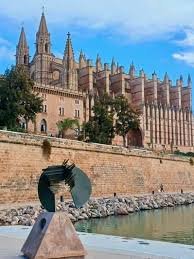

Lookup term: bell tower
[16,27,29,66]
[36,12,51,55]
[33,11,52,84]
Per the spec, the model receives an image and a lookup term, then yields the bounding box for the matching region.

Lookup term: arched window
[40,119,47,133]
[24,55,27,65]
[45,43,48,53]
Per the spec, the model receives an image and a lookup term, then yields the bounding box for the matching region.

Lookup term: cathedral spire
[16,27,29,66]
[38,11,48,35]
[62,32,77,89]
[64,32,74,62]
[36,12,51,54]
[18,27,28,49]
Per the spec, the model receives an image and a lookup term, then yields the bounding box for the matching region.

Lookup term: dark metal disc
[38,162,92,212]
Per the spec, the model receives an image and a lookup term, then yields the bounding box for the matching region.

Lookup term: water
[75,205,194,245]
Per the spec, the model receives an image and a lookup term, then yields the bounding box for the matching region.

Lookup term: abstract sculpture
[21,160,92,259]
[38,160,92,212]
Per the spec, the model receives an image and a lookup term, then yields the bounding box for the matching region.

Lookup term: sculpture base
[21,212,86,259]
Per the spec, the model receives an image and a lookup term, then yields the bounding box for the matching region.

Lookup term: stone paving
[0,226,194,258]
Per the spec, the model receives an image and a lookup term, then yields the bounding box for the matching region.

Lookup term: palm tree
[57,118,79,138]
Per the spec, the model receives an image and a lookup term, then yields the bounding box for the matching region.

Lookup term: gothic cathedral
[16,12,194,151]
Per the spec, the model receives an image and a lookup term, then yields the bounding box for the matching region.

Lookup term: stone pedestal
[21,212,86,259]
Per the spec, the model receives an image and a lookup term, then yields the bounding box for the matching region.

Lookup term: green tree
[114,96,140,147]
[0,65,42,130]
[57,118,79,138]
[84,94,115,144]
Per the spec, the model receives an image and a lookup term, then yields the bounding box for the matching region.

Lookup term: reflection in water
[75,205,194,245]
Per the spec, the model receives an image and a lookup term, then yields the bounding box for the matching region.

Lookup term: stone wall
[0,130,194,204]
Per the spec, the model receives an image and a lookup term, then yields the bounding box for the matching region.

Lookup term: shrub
[174,150,194,157]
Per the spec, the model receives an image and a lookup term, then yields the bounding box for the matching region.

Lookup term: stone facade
[16,12,193,151]
[0,130,194,204]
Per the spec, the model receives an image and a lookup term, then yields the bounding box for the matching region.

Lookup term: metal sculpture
[38,160,92,212]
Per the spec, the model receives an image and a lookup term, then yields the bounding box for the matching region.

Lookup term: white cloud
[172,29,194,67]
[173,52,194,67]
[3,0,194,68]
[1,0,194,41]
[175,30,194,47]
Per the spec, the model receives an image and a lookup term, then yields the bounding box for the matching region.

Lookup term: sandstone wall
[0,130,194,204]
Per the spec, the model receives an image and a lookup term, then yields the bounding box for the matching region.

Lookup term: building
[16,12,194,151]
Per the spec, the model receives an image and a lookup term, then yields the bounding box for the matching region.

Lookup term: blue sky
[1,0,194,106]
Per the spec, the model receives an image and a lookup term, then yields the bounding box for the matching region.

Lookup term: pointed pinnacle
[129,62,135,76]
[96,54,101,62]
[80,49,84,57]
[38,12,48,34]
[164,72,169,83]
[111,57,115,64]
[18,27,28,49]
[64,32,74,57]
[140,69,144,77]
[130,61,135,69]
[176,79,180,86]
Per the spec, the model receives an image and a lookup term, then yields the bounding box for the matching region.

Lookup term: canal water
[75,204,194,245]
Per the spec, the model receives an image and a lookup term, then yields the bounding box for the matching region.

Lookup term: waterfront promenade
[0,226,194,258]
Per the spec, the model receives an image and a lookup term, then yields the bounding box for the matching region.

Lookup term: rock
[127,207,134,213]
[118,198,126,203]
[114,207,128,215]
[23,206,34,215]
[1,193,194,226]
[81,213,88,219]
[72,210,80,218]
[167,202,174,207]
[78,215,85,220]
[12,216,19,224]
[140,204,150,210]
